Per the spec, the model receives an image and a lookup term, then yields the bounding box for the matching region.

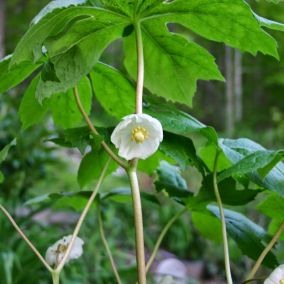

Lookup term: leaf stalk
[213,151,233,284]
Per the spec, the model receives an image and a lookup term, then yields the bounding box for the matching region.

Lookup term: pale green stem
[146,207,187,273]
[128,162,146,284]
[73,87,127,169]
[134,21,144,114]
[0,204,53,273]
[213,152,233,284]
[52,271,60,284]
[55,158,110,273]
[246,220,284,281]
[98,207,122,284]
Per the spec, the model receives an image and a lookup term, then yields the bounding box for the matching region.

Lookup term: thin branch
[98,206,122,284]
[0,204,53,272]
[55,158,110,272]
[146,207,187,272]
[213,151,233,284]
[73,87,127,169]
[134,21,144,115]
[246,220,284,281]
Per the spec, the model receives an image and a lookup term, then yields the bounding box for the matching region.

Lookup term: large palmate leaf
[36,24,126,102]
[139,0,279,58]
[9,0,282,107]
[124,19,223,106]
[11,4,129,65]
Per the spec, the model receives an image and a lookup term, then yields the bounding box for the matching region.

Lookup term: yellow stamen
[131,126,148,143]
[280,280,284,284]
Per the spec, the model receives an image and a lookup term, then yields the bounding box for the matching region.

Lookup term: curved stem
[246,220,284,281]
[52,271,60,284]
[73,87,127,169]
[146,207,187,273]
[213,152,233,284]
[98,206,122,284]
[134,21,144,114]
[0,204,53,273]
[55,158,110,273]
[242,276,266,284]
[128,161,146,284]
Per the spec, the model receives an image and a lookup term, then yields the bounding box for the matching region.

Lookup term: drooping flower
[111,114,163,160]
[45,235,84,267]
[264,264,284,284]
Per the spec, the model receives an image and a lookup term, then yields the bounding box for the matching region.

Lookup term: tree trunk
[0,0,5,58]
[234,50,243,122]
[225,46,234,137]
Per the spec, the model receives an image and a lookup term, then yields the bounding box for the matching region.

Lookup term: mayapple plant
[1,0,284,283]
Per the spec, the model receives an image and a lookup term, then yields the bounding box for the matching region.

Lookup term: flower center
[56,244,68,254]
[131,126,148,143]
[280,280,284,284]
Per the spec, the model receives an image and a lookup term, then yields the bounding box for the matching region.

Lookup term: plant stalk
[246,220,284,281]
[0,204,53,272]
[73,87,127,169]
[146,207,187,272]
[213,152,233,284]
[128,162,146,284]
[134,21,144,114]
[98,206,122,284]
[52,271,60,284]
[55,158,110,273]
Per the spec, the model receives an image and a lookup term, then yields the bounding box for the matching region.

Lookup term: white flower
[45,235,84,267]
[111,114,163,160]
[264,264,284,284]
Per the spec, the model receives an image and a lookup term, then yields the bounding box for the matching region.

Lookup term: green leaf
[49,126,91,153]
[19,76,49,129]
[160,133,205,174]
[0,140,16,183]
[191,211,222,243]
[218,150,284,182]
[102,187,160,205]
[90,63,135,119]
[198,143,231,172]
[0,55,40,94]
[219,138,284,196]
[32,0,88,25]
[77,149,117,188]
[138,150,174,174]
[35,24,125,102]
[0,140,17,164]
[196,175,260,206]
[141,0,278,58]
[124,20,223,106]
[155,161,191,199]
[41,61,60,82]
[208,205,278,268]
[254,13,284,32]
[11,4,128,65]
[0,171,4,183]
[145,99,218,144]
[49,76,92,129]
[257,192,284,221]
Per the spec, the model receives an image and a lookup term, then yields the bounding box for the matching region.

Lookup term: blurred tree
[0,0,5,58]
